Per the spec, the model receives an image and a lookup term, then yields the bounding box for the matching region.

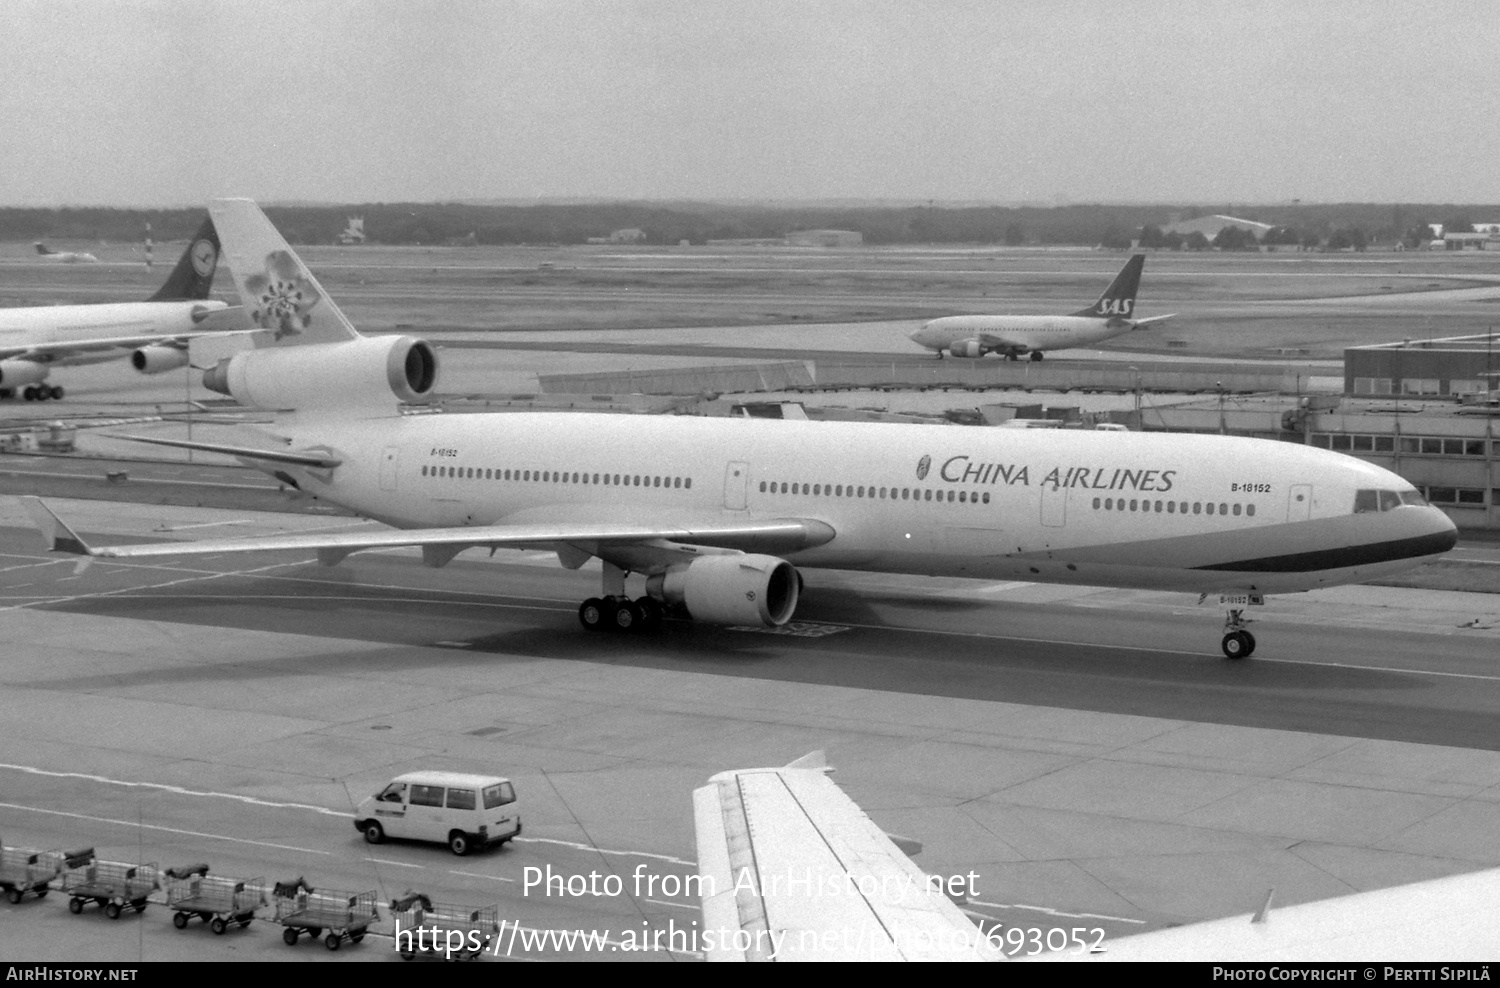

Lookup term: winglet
[1251,887,1275,924]
[20,497,96,572]
[785,750,830,772]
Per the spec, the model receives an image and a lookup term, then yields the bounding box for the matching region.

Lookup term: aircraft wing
[976,333,1026,352]
[0,314,253,363]
[21,497,835,565]
[1029,867,1500,962]
[693,753,1002,962]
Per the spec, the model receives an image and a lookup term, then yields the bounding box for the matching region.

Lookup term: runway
[2,498,1499,961]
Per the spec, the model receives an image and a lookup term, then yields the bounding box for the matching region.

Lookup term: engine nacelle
[0,360,49,387]
[202,335,438,410]
[646,553,799,628]
[130,345,190,375]
[948,340,985,358]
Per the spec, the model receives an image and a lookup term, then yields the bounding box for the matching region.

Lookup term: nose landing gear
[1221,608,1256,659]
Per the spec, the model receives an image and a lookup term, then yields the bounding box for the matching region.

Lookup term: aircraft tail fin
[146,216,221,302]
[1071,253,1146,318]
[208,198,360,347]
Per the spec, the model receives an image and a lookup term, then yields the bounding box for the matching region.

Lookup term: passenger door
[1040,480,1067,528]
[379,446,401,492]
[407,783,448,841]
[1288,484,1313,522]
[723,461,749,511]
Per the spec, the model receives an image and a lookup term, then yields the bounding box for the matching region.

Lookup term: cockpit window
[1356,489,1418,513]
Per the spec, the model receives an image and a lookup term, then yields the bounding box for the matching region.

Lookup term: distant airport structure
[336,216,366,244]
[786,229,863,248]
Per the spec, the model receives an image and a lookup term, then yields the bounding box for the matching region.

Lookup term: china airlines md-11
[908,253,1174,360]
[24,201,1456,659]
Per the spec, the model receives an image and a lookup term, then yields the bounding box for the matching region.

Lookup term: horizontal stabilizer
[1130,313,1176,328]
[108,434,342,468]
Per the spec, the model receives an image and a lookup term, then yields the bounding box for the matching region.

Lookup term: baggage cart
[0,844,67,904]
[164,865,264,934]
[272,877,378,951]
[390,892,499,960]
[59,853,158,919]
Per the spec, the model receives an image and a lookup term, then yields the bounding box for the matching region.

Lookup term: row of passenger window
[1310,433,1494,457]
[759,480,992,505]
[1093,496,1255,517]
[421,464,693,489]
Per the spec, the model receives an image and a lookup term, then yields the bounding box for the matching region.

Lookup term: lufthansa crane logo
[916,454,931,480]
[190,239,217,278]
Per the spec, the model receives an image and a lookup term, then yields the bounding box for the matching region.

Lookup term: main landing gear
[3,385,64,401]
[578,595,662,634]
[1221,608,1256,659]
[577,561,665,634]
[1029,351,1044,361]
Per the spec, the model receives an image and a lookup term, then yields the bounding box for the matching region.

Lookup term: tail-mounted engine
[202,335,438,410]
[646,553,799,627]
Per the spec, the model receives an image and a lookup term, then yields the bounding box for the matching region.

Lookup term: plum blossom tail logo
[916,455,931,481]
[245,250,321,340]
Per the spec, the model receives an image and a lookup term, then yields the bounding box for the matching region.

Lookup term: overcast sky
[1,0,1495,207]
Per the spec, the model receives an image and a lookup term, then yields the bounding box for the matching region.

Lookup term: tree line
[1,202,1494,248]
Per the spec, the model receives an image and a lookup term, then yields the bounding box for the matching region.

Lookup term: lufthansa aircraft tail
[1070,253,1146,320]
[145,216,222,302]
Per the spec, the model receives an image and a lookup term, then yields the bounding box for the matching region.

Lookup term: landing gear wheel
[22,387,37,401]
[211,917,227,935]
[610,599,639,632]
[1222,630,1254,659]
[634,597,662,632]
[105,902,122,920]
[283,928,299,945]
[1005,353,1018,362]
[49,386,63,400]
[363,821,385,844]
[578,597,605,631]
[1029,351,1044,361]
[173,911,188,929]
[325,932,341,951]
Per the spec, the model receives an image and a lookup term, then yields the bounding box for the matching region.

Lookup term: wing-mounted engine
[0,360,49,387]
[201,334,438,410]
[645,553,799,627]
[131,344,190,374]
[948,340,986,358]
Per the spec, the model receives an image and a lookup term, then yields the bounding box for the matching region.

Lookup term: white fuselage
[259,412,1456,596]
[910,314,1129,356]
[0,300,228,368]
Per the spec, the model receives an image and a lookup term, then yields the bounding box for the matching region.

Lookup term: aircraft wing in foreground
[694,754,1500,962]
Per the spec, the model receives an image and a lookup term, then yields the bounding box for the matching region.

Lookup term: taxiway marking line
[966,898,1146,924]
[0,762,350,817]
[450,870,518,883]
[365,857,424,869]
[0,801,329,856]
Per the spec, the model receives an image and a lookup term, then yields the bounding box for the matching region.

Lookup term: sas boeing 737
[24,200,1454,659]
[1,217,239,400]
[908,254,1174,360]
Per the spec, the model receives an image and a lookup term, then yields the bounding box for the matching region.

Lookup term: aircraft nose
[909,324,930,342]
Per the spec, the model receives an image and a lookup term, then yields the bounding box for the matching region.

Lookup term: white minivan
[354,771,521,856]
